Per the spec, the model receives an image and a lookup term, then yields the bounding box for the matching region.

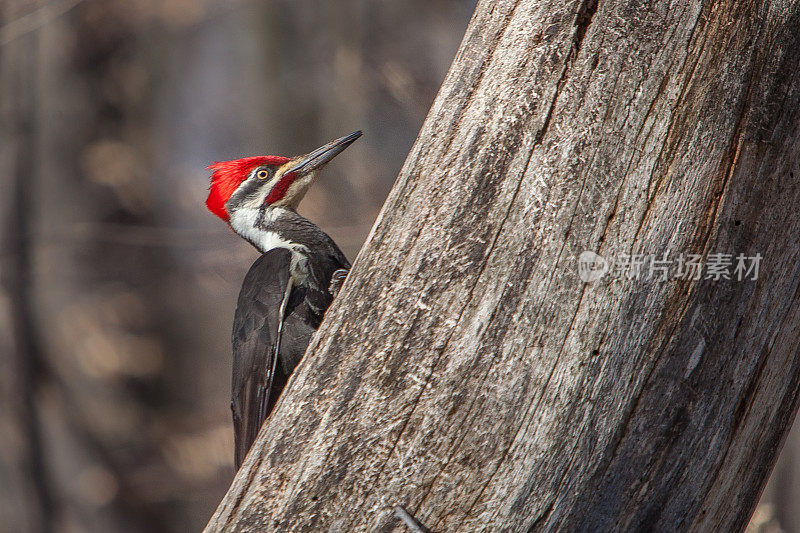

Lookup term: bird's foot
[329,268,349,298]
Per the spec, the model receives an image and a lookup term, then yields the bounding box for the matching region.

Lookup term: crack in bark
[365,126,533,528]
[580,30,761,508]
[700,282,799,529]
[610,6,703,252]
[695,50,756,257]
[453,158,598,529]
[206,0,800,529]
[568,283,698,529]
[222,448,267,530]
[436,2,607,526]
[533,0,598,146]
[414,166,550,526]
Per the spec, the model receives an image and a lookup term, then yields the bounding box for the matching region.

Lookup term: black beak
[288,131,362,175]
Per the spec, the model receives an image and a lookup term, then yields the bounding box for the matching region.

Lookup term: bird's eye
[256,169,270,180]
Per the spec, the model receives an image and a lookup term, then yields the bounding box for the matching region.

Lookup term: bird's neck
[229,206,308,255]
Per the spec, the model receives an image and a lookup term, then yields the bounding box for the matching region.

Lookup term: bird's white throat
[229,207,309,283]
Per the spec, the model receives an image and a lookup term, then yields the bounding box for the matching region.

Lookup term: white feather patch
[229,207,309,282]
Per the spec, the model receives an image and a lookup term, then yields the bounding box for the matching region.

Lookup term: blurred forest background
[0,1,797,532]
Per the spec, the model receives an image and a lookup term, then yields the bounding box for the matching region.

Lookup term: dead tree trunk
[207,0,800,530]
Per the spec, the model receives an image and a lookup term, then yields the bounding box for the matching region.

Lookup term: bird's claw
[329,268,349,298]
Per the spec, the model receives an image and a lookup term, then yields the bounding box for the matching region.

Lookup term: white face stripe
[228,207,289,251]
[228,207,310,282]
[233,162,318,211]
[237,169,281,210]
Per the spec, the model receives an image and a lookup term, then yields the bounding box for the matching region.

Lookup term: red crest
[205,156,290,221]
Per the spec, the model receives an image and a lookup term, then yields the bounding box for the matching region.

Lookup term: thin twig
[394,505,431,533]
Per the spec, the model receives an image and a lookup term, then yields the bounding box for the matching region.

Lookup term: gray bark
[207,0,800,530]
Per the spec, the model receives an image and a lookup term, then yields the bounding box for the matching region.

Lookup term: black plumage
[230,222,349,468]
[208,131,361,468]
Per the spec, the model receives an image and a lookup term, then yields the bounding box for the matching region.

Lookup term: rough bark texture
[207,0,800,530]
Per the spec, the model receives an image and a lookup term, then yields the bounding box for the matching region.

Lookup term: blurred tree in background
[0,1,797,532]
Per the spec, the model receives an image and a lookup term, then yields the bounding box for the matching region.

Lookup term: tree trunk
[0,3,53,531]
[207,0,800,530]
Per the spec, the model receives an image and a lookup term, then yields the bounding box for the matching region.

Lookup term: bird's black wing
[230,243,349,468]
[230,248,295,468]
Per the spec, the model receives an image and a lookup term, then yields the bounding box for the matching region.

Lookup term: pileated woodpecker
[206,131,361,468]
